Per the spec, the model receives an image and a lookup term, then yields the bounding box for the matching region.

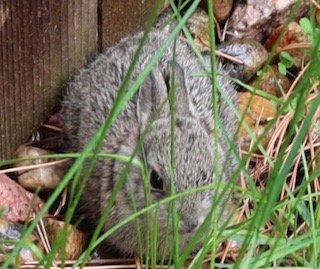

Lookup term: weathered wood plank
[0,0,97,160]
[0,0,162,160]
[99,0,159,49]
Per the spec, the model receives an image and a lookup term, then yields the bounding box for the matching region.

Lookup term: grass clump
[1,1,320,269]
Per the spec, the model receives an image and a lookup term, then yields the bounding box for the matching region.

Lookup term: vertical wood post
[0,0,161,160]
[0,0,98,160]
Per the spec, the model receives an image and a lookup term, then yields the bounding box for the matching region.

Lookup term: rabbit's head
[107,63,233,256]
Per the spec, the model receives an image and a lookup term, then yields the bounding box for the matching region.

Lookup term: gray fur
[61,29,238,258]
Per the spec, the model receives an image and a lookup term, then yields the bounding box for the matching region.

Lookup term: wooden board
[0,0,97,160]
[99,0,158,49]
[0,0,162,160]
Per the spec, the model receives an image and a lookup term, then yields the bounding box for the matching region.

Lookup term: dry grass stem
[310,0,320,10]
[0,158,70,175]
[276,42,312,54]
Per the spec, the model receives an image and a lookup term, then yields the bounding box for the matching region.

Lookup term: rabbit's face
[107,116,226,257]
[113,64,231,239]
[138,116,226,234]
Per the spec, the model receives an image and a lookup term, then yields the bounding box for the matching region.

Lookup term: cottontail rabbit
[61,24,238,258]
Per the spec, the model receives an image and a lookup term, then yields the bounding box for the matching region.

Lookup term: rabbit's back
[62,30,236,152]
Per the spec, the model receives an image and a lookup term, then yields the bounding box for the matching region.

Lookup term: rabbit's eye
[150,170,164,190]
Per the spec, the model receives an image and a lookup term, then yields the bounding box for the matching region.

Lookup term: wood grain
[99,0,158,49]
[0,0,159,160]
[0,0,97,160]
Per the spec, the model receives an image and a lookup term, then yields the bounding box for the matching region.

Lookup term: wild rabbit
[61,26,238,258]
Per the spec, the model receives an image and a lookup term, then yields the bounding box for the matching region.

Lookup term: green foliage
[300,17,313,38]
[300,17,320,46]
[278,51,295,75]
[278,15,320,76]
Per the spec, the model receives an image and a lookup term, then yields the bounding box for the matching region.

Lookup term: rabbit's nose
[179,219,199,233]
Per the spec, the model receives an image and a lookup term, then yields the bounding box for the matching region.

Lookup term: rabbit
[61,26,238,258]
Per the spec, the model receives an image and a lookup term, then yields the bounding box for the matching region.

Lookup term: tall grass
[1,0,320,268]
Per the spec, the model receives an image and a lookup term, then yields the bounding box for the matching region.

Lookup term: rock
[237,92,277,152]
[227,0,310,42]
[14,145,65,191]
[187,8,211,49]
[218,39,268,81]
[0,174,44,222]
[43,218,88,260]
[0,218,44,266]
[200,0,233,23]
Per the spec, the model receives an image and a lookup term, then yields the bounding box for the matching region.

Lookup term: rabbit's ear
[137,67,170,131]
[137,63,196,131]
[168,62,193,117]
